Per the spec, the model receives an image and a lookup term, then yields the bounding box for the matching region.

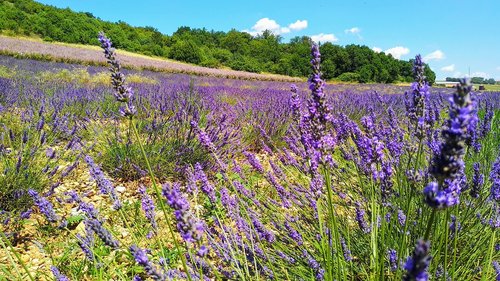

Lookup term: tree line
[0,0,436,84]
[446,77,498,85]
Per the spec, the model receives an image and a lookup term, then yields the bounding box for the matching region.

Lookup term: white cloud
[423,50,445,62]
[384,46,410,59]
[288,20,308,31]
[372,47,382,53]
[453,71,463,78]
[244,18,308,36]
[310,33,339,43]
[496,66,500,71]
[345,27,361,34]
[441,64,455,72]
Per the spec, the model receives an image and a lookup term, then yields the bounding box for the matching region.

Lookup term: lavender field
[0,36,499,281]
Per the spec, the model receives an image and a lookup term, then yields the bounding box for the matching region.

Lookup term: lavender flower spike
[139,185,158,232]
[51,266,70,281]
[491,157,500,202]
[97,32,136,117]
[424,78,477,209]
[403,239,432,281]
[306,43,330,142]
[28,189,58,223]
[130,245,165,281]
[162,183,203,244]
[85,219,119,249]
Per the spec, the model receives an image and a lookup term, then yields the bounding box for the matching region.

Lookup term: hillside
[0,35,301,81]
[0,0,436,84]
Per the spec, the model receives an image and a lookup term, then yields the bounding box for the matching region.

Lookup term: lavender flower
[84,219,119,249]
[85,155,121,210]
[388,249,398,272]
[194,163,216,202]
[469,162,484,198]
[403,239,432,281]
[425,78,477,209]
[76,232,95,262]
[27,189,58,222]
[139,185,158,232]
[407,54,430,125]
[340,236,352,262]
[97,32,136,117]
[284,221,303,245]
[50,266,70,281]
[306,43,330,143]
[493,260,500,281]
[243,151,264,173]
[130,245,165,281]
[355,202,371,233]
[491,157,500,202]
[303,250,325,281]
[162,183,203,243]
[398,209,407,227]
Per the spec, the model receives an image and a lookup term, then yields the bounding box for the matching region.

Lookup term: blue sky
[38,0,500,80]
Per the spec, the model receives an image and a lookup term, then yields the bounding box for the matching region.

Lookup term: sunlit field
[1,34,499,281]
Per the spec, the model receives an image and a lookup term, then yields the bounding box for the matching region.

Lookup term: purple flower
[97,32,135,117]
[493,260,500,281]
[340,236,352,262]
[490,157,500,202]
[398,209,407,227]
[303,250,325,281]
[50,266,70,281]
[193,163,216,202]
[355,202,371,233]
[403,239,432,281]
[139,185,158,232]
[469,162,484,198]
[85,155,121,210]
[76,232,95,262]
[162,183,203,243]
[388,249,398,272]
[243,151,264,173]
[130,245,165,281]
[426,79,477,209]
[84,219,119,249]
[28,189,58,222]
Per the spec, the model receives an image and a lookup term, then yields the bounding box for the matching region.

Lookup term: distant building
[434,81,460,87]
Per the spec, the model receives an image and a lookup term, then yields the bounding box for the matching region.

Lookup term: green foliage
[336,72,360,82]
[168,40,202,64]
[0,111,65,215]
[0,0,436,82]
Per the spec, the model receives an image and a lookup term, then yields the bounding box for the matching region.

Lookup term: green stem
[424,209,436,241]
[130,117,192,281]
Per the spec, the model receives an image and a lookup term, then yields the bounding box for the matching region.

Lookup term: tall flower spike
[84,219,119,249]
[162,183,204,244]
[490,157,500,202]
[51,266,70,281]
[424,78,477,209]
[129,245,166,281]
[139,185,158,233]
[306,43,330,144]
[28,189,58,223]
[98,32,136,117]
[407,54,430,130]
[403,239,432,281]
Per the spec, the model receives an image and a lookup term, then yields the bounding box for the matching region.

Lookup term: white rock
[116,185,126,193]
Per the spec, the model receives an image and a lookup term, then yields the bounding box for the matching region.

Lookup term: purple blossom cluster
[162,183,204,244]
[424,79,478,209]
